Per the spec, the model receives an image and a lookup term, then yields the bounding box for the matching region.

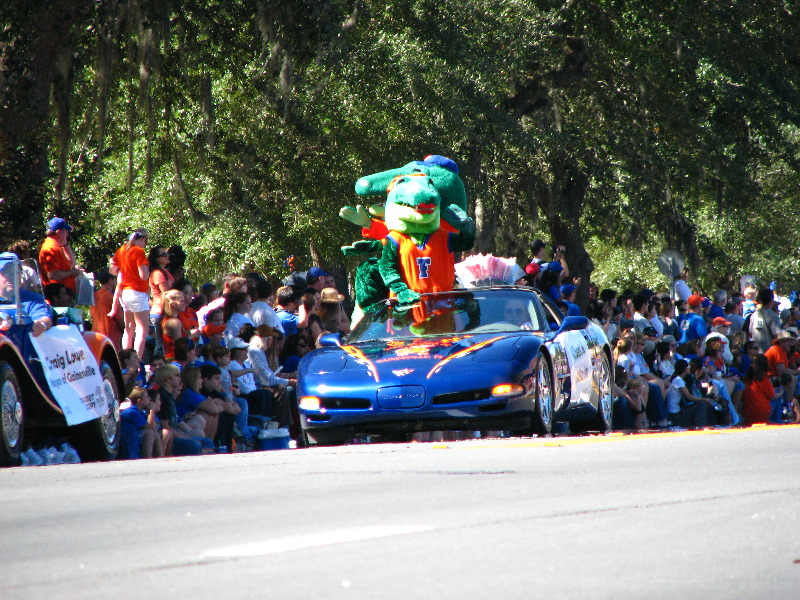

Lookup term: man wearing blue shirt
[679,293,707,345]
[0,252,53,336]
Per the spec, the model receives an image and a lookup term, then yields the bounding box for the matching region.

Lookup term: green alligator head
[384,175,442,235]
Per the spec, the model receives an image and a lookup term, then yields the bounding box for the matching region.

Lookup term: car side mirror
[557,316,589,334]
[318,333,343,347]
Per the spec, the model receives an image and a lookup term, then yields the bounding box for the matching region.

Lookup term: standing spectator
[679,294,707,345]
[748,288,781,353]
[280,334,310,374]
[741,284,758,319]
[91,269,123,350]
[113,229,151,360]
[148,246,174,357]
[305,266,330,293]
[659,298,681,340]
[588,299,616,341]
[673,268,691,302]
[274,285,309,337]
[560,284,581,316]
[248,278,283,333]
[315,288,346,338]
[724,298,745,335]
[527,239,548,274]
[39,217,84,295]
[708,290,727,321]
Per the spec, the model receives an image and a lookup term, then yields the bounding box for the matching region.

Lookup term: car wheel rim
[538,360,553,429]
[100,371,119,447]
[1,379,22,449]
[599,354,613,425]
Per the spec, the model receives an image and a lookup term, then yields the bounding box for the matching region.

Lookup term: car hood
[300,332,543,378]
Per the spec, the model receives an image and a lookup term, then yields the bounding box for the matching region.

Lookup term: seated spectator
[177,366,221,439]
[280,334,310,374]
[654,339,677,379]
[764,332,800,414]
[227,337,274,422]
[199,363,240,452]
[741,354,783,426]
[247,326,294,429]
[119,348,145,396]
[201,322,226,346]
[174,278,201,342]
[587,299,614,340]
[119,386,164,459]
[171,337,198,371]
[197,274,248,327]
[210,344,256,443]
[665,360,712,428]
[624,376,648,430]
[702,339,743,410]
[161,289,188,362]
[222,291,254,346]
[153,364,214,456]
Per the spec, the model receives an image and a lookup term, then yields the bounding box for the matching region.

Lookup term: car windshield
[349,288,544,342]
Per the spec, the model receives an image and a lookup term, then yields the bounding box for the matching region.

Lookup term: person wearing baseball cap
[305,266,331,292]
[38,217,84,294]
[0,252,53,336]
[679,293,708,345]
[560,283,581,316]
[764,331,800,419]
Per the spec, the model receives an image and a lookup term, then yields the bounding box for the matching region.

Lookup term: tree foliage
[1,0,799,293]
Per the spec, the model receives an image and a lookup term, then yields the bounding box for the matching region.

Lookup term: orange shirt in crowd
[149,269,174,316]
[764,344,789,378]
[114,244,149,293]
[39,236,77,292]
[741,375,775,425]
[90,287,123,350]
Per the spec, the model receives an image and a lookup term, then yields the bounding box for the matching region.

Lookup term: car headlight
[299,396,321,411]
[491,384,525,398]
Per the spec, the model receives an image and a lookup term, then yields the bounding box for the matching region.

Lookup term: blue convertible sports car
[297,286,613,445]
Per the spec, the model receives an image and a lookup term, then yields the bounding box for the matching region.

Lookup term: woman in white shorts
[114,229,151,360]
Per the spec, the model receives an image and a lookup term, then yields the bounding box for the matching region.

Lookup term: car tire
[70,361,121,462]
[0,362,24,466]
[532,355,554,436]
[592,351,613,432]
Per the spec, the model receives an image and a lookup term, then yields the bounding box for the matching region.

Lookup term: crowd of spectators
[521,239,800,432]
[12,219,354,459]
[9,220,800,460]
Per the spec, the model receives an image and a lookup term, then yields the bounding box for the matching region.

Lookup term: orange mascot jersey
[385,222,457,294]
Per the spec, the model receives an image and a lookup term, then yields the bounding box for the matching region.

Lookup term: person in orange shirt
[113,228,151,360]
[90,270,123,350]
[764,332,800,394]
[38,217,84,294]
[741,354,781,425]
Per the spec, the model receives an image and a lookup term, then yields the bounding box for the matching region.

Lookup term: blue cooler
[257,428,291,450]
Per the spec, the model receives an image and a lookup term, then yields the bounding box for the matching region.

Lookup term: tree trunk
[0,1,89,243]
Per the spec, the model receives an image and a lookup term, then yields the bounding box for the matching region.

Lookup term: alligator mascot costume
[340,155,475,320]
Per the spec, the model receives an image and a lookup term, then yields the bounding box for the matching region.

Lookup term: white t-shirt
[227,359,257,395]
[666,376,687,414]
[249,301,284,333]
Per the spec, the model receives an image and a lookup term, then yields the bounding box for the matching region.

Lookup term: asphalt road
[1,426,799,599]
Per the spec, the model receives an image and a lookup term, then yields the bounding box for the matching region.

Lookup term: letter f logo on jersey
[416,257,431,279]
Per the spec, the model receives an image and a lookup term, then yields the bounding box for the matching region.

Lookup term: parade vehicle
[297,286,613,445]
[0,258,123,466]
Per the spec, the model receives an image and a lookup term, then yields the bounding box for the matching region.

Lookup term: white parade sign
[29,325,109,426]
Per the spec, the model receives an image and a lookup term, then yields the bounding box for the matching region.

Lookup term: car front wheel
[71,361,121,461]
[0,362,24,466]
[533,356,554,436]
